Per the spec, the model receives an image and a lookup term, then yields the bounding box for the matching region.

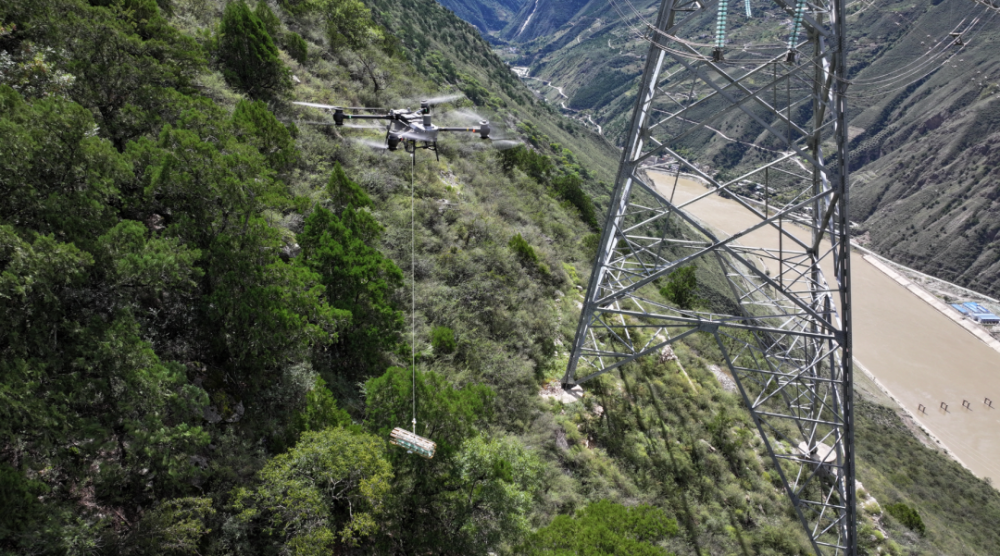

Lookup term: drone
[292,99,491,160]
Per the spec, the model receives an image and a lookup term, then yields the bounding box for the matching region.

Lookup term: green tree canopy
[659,264,700,310]
[452,434,545,551]
[294,376,353,434]
[522,500,679,556]
[365,367,538,554]
[322,0,376,50]
[47,0,204,148]
[326,161,372,211]
[0,85,129,246]
[233,428,393,551]
[253,0,282,40]
[552,172,599,231]
[299,170,403,378]
[231,98,299,172]
[217,0,290,100]
[364,366,494,459]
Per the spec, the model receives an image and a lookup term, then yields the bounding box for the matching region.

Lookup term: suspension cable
[411,151,417,434]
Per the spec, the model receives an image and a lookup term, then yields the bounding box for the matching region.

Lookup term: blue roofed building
[954,301,1000,325]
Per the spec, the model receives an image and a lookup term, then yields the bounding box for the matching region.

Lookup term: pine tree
[299,167,403,379]
[284,31,309,64]
[253,0,281,41]
[217,0,290,100]
[231,99,298,172]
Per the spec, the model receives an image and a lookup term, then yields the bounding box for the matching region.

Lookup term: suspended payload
[390,427,436,459]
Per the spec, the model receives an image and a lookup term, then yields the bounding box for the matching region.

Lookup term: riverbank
[646,169,1000,483]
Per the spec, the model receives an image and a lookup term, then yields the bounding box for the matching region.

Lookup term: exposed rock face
[539,382,584,403]
[708,364,737,393]
[796,441,838,480]
[555,428,569,451]
[280,242,301,262]
[659,345,678,363]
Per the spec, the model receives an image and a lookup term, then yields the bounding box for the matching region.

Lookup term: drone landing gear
[402,139,440,161]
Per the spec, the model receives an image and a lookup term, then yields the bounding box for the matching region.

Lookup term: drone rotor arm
[439,120,490,139]
[343,114,392,120]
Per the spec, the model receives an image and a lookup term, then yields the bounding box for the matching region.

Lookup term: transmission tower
[564,0,855,553]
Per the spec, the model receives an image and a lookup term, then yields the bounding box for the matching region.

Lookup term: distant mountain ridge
[456,0,1000,299]
[433,0,527,33]
[501,0,594,42]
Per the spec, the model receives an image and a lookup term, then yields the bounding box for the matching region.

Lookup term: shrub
[285,31,309,64]
[509,233,549,276]
[522,500,679,555]
[863,499,883,515]
[660,264,700,310]
[885,502,925,535]
[324,0,375,50]
[431,326,456,355]
[276,0,310,15]
[581,233,601,257]
[552,172,599,231]
[509,233,538,266]
[217,0,291,100]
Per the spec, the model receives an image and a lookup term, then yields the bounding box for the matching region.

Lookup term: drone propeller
[424,93,463,105]
[400,93,464,108]
[437,120,491,139]
[292,101,384,111]
[352,137,390,150]
[444,109,489,125]
[341,123,385,130]
[489,139,524,150]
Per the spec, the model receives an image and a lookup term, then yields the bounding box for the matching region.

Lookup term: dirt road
[649,171,1000,482]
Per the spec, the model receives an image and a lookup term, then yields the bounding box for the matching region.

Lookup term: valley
[489,0,1000,301]
[649,170,1000,483]
[4,0,1000,551]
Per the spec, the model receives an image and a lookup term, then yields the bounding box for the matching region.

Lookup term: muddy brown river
[649,171,1000,482]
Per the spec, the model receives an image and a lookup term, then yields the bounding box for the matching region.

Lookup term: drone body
[292,100,490,160]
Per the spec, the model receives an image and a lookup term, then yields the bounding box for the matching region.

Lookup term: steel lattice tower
[564,0,855,553]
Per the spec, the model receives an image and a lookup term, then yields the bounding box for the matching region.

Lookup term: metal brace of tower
[564,0,855,553]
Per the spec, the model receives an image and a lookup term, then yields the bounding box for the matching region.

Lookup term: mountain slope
[497,0,1000,298]
[501,0,594,42]
[4,0,1000,554]
[434,0,526,34]
[843,4,1000,296]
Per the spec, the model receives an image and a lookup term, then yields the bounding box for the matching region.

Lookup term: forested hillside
[3,0,1000,554]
